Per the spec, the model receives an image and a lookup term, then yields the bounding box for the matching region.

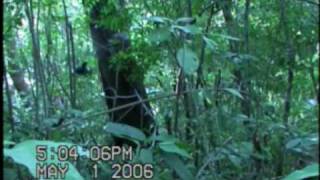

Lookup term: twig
[198,0,220,16]
[84,86,220,120]
[297,0,319,6]
[196,137,233,179]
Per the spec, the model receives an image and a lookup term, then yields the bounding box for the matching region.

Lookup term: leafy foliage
[2,0,319,179]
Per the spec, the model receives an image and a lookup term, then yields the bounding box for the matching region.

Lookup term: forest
[3,0,319,179]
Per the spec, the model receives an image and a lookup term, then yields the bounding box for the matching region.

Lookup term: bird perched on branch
[74,62,92,75]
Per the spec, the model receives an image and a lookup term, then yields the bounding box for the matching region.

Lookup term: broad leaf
[147,16,172,24]
[224,88,244,99]
[286,138,301,149]
[162,153,193,180]
[175,17,196,25]
[159,141,191,158]
[203,36,217,51]
[177,47,199,75]
[213,34,241,41]
[150,134,177,143]
[228,154,241,166]
[4,140,15,147]
[282,163,319,180]
[148,28,171,43]
[173,25,202,35]
[139,148,153,163]
[105,122,146,141]
[4,140,84,180]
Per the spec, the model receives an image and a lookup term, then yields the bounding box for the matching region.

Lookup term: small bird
[75,62,91,75]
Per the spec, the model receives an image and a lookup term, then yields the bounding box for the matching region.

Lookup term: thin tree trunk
[62,0,76,108]
[4,65,15,138]
[184,0,193,141]
[35,1,49,117]
[280,0,295,126]
[277,0,295,176]
[196,5,215,88]
[69,23,77,105]
[244,0,250,54]
[183,0,200,167]
[309,66,319,100]
[25,0,45,124]
[221,0,251,117]
[174,69,183,137]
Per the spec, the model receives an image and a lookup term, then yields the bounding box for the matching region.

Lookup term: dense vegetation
[3,0,319,179]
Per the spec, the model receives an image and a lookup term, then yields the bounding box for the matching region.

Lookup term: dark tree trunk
[4,65,15,137]
[89,1,154,146]
[5,29,30,94]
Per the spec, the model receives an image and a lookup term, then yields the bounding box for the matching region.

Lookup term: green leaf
[105,122,146,141]
[159,141,191,158]
[228,154,241,166]
[203,36,217,51]
[139,148,153,163]
[162,153,193,180]
[148,27,171,43]
[213,34,241,41]
[4,140,84,180]
[223,88,244,99]
[4,140,15,147]
[175,17,196,25]
[173,25,202,35]
[159,169,174,179]
[282,163,319,180]
[177,47,199,75]
[150,134,177,143]
[147,16,172,24]
[238,142,254,159]
[286,138,301,150]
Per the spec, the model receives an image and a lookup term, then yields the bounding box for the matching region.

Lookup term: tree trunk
[89,1,154,146]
